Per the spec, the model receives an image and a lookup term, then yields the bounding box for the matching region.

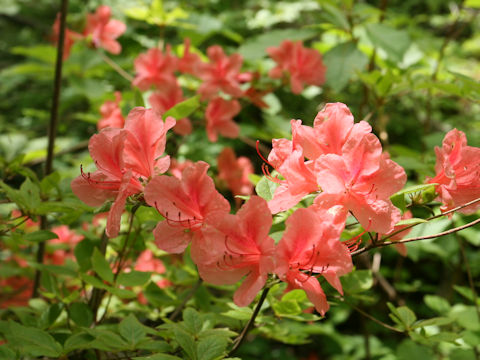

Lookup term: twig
[32,0,69,298]
[98,51,134,83]
[382,196,480,243]
[352,216,480,256]
[346,301,403,333]
[229,287,270,356]
[169,278,204,321]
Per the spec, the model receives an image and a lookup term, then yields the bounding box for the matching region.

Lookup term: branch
[352,216,480,256]
[32,0,69,298]
[98,51,134,83]
[229,287,270,356]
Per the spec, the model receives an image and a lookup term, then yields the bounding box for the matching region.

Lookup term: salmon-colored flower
[134,250,166,274]
[275,207,352,315]
[47,225,84,265]
[149,85,192,136]
[196,196,275,307]
[314,136,406,233]
[205,98,241,142]
[98,92,125,130]
[197,46,244,100]
[267,40,326,94]
[84,5,126,54]
[72,108,174,238]
[427,129,480,214]
[133,46,178,91]
[144,161,230,255]
[51,13,82,60]
[169,159,194,179]
[178,38,203,77]
[217,147,254,201]
[382,211,413,256]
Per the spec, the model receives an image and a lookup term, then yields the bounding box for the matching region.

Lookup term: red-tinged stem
[380,196,480,243]
[229,287,270,356]
[32,0,69,298]
[352,216,480,256]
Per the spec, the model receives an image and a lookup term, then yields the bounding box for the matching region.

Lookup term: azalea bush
[1,0,480,359]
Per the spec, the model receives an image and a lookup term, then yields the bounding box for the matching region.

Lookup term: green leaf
[273,299,302,316]
[395,218,427,226]
[133,355,182,360]
[424,295,451,314]
[323,42,368,92]
[173,326,197,360]
[64,332,96,352]
[40,171,60,195]
[5,321,62,357]
[69,303,93,327]
[119,314,147,348]
[164,96,200,120]
[11,45,56,64]
[411,317,453,329]
[87,329,130,351]
[388,303,417,330]
[255,176,278,201]
[466,0,480,8]
[183,308,203,335]
[25,230,59,243]
[341,270,373,294]
[365,23,410,63]
[74,239,94,272]
[19,177,41,209]
[91,247,114,284]
[117,270,151,287]
[197,335,229,360]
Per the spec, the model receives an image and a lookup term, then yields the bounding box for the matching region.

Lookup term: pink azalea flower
[47,225,84,265]
[84,5,126,54]
[0,258,33,308]
[134,250,166,274]
[71,108,174,238]
[205,97,241,142]
[51,13,82,60]
[197,46,244,100]
[267,40,326,94]
[178,38,203,77]
[217,147,254,201]
[149,84,192,136]
[97,92,125,130]
[132,46,178,91]
[291,103,371,160]
[196,196,275,307]
[313,135,406,234]
[275,207,352,316]
[169,158,194,179]
[427,129,480,214]
[144,161,230,255]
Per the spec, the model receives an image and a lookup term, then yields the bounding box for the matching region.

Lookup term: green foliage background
[0,0,479,359]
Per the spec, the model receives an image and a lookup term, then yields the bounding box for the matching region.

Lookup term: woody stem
[229,287,270,356]
[352,216,480,256]
[32,0,69,299]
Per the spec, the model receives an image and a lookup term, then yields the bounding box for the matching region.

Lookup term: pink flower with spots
[267,40,326,94]
[133,46,178,91]
[84,5,126,54]
[427,129,480,214]
[205,98,241,142]
[196,196,275,307]
[275,207,352,316]
[197,46,244,100]
[71,108,175,238]
[98,92,125,130]
[144,161,230,256]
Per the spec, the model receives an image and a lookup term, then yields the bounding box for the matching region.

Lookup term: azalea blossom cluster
[52,5,126,59]
[96,35,326,142]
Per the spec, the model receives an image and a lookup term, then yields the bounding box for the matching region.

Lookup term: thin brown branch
[352,216,480,256]
[32,0,69,299]
[229,287,270,356]
[347,301,403,333]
